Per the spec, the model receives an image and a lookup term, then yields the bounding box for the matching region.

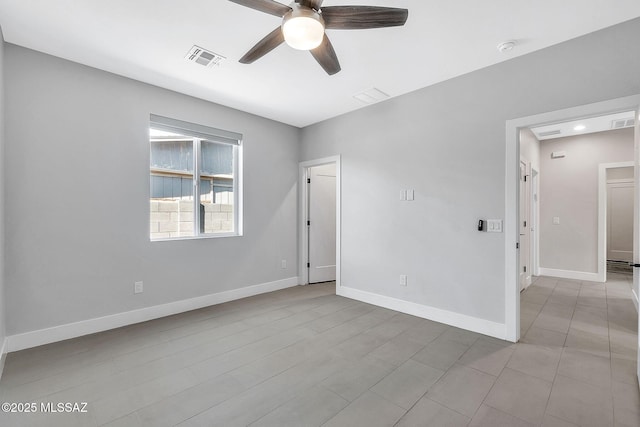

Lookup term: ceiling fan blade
[321,6,408,30]
[310,34,341,75]
[297,0,324,10]
[228,0,292,17]
[239,27,285,64]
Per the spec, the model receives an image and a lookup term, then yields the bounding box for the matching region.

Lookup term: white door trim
[599,161,634,284]
[504,94,640,342]
[299,156,341,287]
[531,169,540,277]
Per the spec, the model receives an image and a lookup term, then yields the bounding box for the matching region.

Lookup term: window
[149,115,242,240]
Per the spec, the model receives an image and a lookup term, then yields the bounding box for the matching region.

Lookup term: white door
[308,164,336,283]
[519,160,531,290]
[607,180,634,263]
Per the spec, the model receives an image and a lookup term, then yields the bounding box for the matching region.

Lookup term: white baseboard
[7,277,299,352]
[538,268,602,282]
[336,286,506,341]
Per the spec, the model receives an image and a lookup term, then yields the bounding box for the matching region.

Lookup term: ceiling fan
[228,0,409,75]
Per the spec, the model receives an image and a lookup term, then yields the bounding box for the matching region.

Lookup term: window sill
[150,232,241,242]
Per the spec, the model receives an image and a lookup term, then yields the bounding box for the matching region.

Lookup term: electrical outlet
[134,281,143,294]
[399,275,407,286]
[281,259,287,269]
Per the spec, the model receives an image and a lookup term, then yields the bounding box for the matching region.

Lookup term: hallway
[519,273,638,426]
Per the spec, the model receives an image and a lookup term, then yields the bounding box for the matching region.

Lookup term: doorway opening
[505,95,640,343]
[604,163,635,278]
[299,156,341,288]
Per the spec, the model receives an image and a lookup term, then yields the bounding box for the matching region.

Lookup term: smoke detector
[497,40,516,53]
[185,45,225,67]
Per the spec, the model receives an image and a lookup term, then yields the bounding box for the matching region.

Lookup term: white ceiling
[0,1,639,128]
[531,111,637,141]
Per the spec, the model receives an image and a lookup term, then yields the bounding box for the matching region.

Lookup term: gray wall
[4,45,300,335]
[540,128,634,273]
[300,18,640,324]
[0,27,6,351]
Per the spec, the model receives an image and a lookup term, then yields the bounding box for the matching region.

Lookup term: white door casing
[519,159,531,290]
[531,169,540,277]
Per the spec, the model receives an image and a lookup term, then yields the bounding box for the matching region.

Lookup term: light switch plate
[134,281,143,294]
[487,219,503,233]
[553,216,560,225]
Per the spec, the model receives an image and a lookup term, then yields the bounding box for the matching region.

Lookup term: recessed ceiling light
[497,40,516,53]
[573,125,586,131]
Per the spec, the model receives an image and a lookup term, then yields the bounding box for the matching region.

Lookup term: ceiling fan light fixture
[282,6,324,51]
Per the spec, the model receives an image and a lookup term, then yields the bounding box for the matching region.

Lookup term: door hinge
[524,266,527,273]
[307,178,311,184]
[307,262,310,268]
[524,221,527,227]
[516,242,519,249]
[307,220,310,226]
[524,175,527,182]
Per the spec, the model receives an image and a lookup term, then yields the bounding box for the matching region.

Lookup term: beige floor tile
[371,359,444,409]
[320,357,393,402]
[322,391,405,427]
[468,404,535,427]
[521,326,567,348]
[565,328,611,358]
[541,414,579,427]
[612,380,640,427]
[457,337,515,376]
[250,386,348,427]
[426,363,496,418]
[506,343,562,382]
[557,348,612,388]
[366,335,425,367]
[484,367,552,425]
[546,375,614,427]
[411,337,472,371]
[612,353,639,386]
[395,397,470,427]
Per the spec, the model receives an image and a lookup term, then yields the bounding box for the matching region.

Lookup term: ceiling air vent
[538,130,562,137]
[353,88,390,105]
[185,45,225,67]
[611,118,635,129]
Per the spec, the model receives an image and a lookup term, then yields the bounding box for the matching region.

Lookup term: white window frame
[149,114,243,241]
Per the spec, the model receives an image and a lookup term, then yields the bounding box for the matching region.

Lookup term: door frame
[299,155,341,287]
[519,157,532,290]
[599,161,634,287]
[531,168,540,277]
[504,94,640,342]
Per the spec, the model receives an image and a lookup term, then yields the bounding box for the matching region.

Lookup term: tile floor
[0,274,637,426]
